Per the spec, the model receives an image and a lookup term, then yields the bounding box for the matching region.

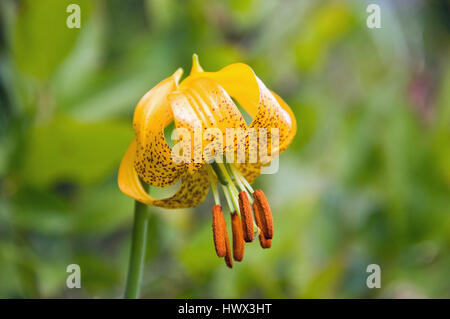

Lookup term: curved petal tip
[190,54,204,74]
[173,68,184,83]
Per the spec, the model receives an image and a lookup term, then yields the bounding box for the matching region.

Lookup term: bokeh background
[0,0,449,298]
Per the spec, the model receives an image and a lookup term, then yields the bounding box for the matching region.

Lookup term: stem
[124,184,150,299]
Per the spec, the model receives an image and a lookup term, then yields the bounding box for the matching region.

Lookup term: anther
[259,232,272,249]
[252,202,272,249]
[238,191,254,242]
[212,205,227,257]
[231,212,245,261]
[224,229,233,268]
[252,190,273,239]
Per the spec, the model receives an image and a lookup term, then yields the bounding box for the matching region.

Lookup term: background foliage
[0,0,449,298]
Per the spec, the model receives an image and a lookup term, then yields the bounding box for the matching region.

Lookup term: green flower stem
[124,184,150,299]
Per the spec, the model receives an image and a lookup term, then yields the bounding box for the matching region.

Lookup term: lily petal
[118,140,210,208]
[270,89,297,153]
[171,77,246,132]
[133,69,187,187]
[184,63,297,155]
[190,54,204,74]
[168,76,247,169]
[235,163,261,184]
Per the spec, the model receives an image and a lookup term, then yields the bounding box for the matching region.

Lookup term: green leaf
[12,0,91,79]
[21,116,133,186]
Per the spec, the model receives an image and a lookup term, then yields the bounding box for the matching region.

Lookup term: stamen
[226,183,241,215]
[221,184,235,214]
[212,205,227,257]
[252,190,273,239]
[230,164,254,194]
[252,202,272,249]
[218,163,239,195]
[259,231,272,249]
[214,163,241,216]
[228,164,248,195]
[211,182,220,206]
[224,163,235,181]
[238,191,254,242]
[215,163,243,217]
[231,212,245,261]
[206,165,221,206]
[224,228,233,268]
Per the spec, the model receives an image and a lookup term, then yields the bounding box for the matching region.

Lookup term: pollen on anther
[212,205,227,257]
[252,202,272,249]
[259,232,272,249]
[238,191,254,242]
[252,190,273,239]
[231,212,245,261]
[224,228,233,268]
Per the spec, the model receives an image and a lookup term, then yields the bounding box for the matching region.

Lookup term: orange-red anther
[252,190,273,239]
[212,205,227,257]
[259,232,272,249]
[238,191,254,242]
[253,202,272,249]
[224,228,233,268]
[231,211,245,261]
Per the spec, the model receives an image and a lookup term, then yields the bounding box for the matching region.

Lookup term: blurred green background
[0,0,449,298]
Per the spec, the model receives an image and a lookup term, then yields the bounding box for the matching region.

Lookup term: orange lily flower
[118,55,296,268]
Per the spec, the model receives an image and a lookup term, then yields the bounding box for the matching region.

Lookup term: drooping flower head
[118,55,296,268]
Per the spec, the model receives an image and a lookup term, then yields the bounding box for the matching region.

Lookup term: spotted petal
[168,76,247,169]
[118,140,210,208]
[132,69,187,187]
[183,62,296,181]
[188,63,296,154]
